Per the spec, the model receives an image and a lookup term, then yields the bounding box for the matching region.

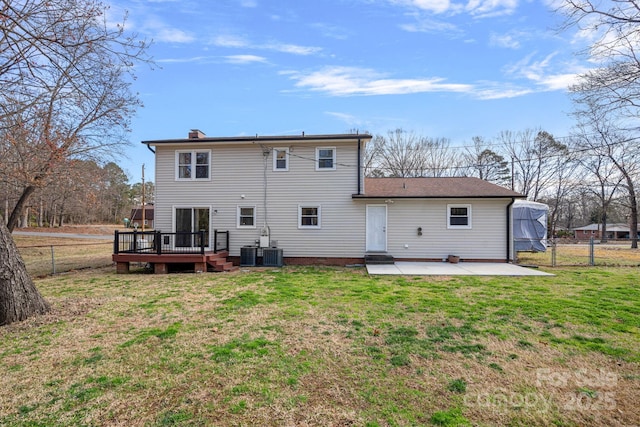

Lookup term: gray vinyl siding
[153,140,365,258]
[379,198,511,260]
[153,138,513,261]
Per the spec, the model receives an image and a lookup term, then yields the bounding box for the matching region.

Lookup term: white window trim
[298,204,322,229]
[237,205,257,229]
[175,149,212,181]
[273,147,289,172]
[447,204,472,229]
[315,147,336,171]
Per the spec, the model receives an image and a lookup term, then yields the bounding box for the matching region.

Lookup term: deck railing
[114,230,229,255]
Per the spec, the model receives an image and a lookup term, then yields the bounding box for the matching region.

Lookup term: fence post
[200,230,205,255]
[114,230,119,254]
[214,229,218,254]
[551,239,556,267]
[589,236,595,266]
[156,230,162,255]
[50,245,56,275]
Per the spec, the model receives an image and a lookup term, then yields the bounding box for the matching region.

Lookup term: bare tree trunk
[21,207,29,229]
[0,220,50,325]
[625,178,638,249]
[600,211,608,243]
[38,198,44,228]
[7,186,37,232]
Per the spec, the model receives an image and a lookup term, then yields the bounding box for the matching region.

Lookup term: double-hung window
[273,148,289,171]
[447,204,472,229]
[176,150,211,180]
[298,205,321,229]
[316,147,336,171]
[237,206,256,228]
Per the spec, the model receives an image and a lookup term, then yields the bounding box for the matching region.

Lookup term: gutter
[142,134,373,145]
[357,138,362,195]
[506,197,516,263]
[351,195,524,199]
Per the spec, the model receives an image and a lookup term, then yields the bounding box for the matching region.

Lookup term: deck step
[365,254,395,265]
[206,253,237,272]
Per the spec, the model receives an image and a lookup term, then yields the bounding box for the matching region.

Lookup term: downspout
[506,198,515,263]
[146,144,155,154]
[357,138,362,195]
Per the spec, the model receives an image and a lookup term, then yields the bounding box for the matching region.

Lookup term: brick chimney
[188,129,206,139]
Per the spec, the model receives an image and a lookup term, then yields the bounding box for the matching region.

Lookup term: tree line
[364,125,639,244]
[1,160,153,228]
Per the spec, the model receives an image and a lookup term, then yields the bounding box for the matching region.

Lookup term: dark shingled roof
[357,177,525,198]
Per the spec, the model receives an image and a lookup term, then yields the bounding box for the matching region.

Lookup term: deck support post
[116,262,130,274]
[153,263,168,274]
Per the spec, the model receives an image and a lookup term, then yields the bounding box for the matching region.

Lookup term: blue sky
[112,0,587,183]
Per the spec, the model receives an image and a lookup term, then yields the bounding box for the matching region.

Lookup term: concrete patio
[366,262,554,276]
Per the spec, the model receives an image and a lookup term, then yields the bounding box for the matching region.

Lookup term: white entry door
[366,205,387,252]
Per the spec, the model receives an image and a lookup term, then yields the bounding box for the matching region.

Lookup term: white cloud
[489,32,521,49]
[504,52,585,91]
[212,35,249,48]
[325,112,364,126]
[391,0,519,18]
[224,55,268,64]
[473,85,533,99]
[282,64,576,100]
[156,56,210,64]
[142,17,195,43]
[265,43,322,55]
[466,0,519,17]
[401,0,455,14]
[282,66,473,96]
[212,34,321,56]
[538,73,581,91]
[399,17,463,35]
[154,28,195,43]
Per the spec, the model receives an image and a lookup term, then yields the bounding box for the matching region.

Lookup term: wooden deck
[112,251,237,274]
[112,230,235,274]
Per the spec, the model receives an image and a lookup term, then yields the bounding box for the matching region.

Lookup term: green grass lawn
[0,266,638,426]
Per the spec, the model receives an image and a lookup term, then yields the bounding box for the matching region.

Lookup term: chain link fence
[516,238,640,267]
[17,241,114,277]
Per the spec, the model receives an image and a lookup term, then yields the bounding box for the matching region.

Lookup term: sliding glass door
[175,207,210,248]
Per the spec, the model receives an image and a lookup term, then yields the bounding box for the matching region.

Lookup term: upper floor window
[316,147,336,171]
[273,148,289,171]
[447,204,472,229]
[176,150,210,180]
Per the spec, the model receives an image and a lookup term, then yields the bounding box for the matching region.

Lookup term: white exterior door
[366,205,387,252]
